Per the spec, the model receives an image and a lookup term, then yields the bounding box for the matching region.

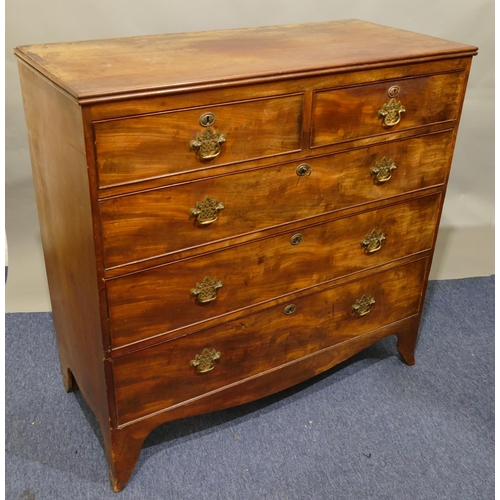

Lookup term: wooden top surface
[14,19,477,103]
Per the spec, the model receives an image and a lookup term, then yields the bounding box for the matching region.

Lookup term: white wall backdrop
[5,0,494,311]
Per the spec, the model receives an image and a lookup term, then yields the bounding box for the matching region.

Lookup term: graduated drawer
[100,130,453,269]
[95,94,303,188]
[106,194,440,349]
[113,257,427,425]
[311,71,465,147]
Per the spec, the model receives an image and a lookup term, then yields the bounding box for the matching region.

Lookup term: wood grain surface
[95,94,303,186]
[14,20,476,491]
[106,314,422,491]
[312,71,465,146]
[100,130,453,269]
[17,62,112,441]
[14,20,476,102]
[113,258,427,424]
[88,57,473,123]
[106,194,440,348]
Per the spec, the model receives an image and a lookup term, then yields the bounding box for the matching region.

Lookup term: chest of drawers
[15,20,477,491]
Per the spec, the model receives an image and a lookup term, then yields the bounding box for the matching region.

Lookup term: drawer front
[100,131,452,269]
[95,95,303,188]
[106,194,440,348]
[311,71,465,147]
[113,258,427,424]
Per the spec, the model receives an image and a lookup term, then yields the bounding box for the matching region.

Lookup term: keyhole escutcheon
[199,112,216,127]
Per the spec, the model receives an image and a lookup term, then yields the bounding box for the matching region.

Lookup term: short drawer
[95,94,303,187]
[113,257,427,425]
[100,131,452,269]
[311,71,465,147]
[106,194,440,348]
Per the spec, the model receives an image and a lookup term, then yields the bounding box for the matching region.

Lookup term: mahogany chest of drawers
[15,20,477,491]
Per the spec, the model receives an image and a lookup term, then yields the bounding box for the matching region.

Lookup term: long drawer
[100,131,453,269]
[311,71,465,147]
[106,194,440,348]
[112,257,427,425]
[95,94,303,187]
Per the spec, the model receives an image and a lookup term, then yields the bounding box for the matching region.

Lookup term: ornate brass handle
[190,195,225,225]
[190,128,226,160]
[378,98,406,127]
[361,229,386,254]
[190,348,221,373]
[352,295,376,317]
[370,157,396,184]
[191,276,223,304]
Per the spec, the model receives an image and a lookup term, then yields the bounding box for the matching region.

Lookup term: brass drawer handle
[190,348,221,373]
[190,195,225,225]
[370,157,396,184]
[190,128,226,160]
[361,229,386,254]
[378,98,406,127]
[191,276,223,304]
[352,295,376,317]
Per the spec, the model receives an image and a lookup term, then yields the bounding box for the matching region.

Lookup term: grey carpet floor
[6,275,494,499]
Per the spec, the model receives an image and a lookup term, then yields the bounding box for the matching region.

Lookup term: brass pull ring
[378,98,406,127]
[361,229,386,254]
[190,128,226,160]
[191,276,223,304]
[190,348,221,373]
[352,295,376,317]
[190,195,225,225]
[371,157,396,184]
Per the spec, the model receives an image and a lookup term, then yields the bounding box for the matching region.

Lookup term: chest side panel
[17,62,110,425]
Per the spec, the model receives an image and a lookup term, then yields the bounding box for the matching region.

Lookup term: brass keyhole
[290,234,303,245]
[388,85,400,98]
[296,163,312,176]
[284,304,296,315]
[199,112,216,127]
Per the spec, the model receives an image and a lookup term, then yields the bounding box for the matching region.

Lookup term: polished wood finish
[106,194,440,349]
[16,62,115,468]
[95,94,303,187]
[311,71,465,146]
[14,20,476,103]
[89,57,472,200]
[107,314,423,490]
[113,258,427,425]
[100,130,453,269]
[15,20,476,491]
